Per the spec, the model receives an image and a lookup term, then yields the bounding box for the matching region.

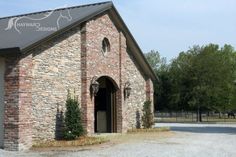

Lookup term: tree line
[145,44,236,121]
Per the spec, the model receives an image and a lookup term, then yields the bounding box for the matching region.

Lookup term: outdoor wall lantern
[124,81,132,99]
[91,76,99,96]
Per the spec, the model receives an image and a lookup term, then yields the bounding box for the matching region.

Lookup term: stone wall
[123,50,147,130]
[31,26,82,142]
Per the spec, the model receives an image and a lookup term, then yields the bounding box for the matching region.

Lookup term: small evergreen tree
[64,90,84,140]
[142,100,154,128]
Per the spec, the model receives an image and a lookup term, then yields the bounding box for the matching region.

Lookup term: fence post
[176,111,177,122]
[207,112,208,122]
[224,112,226,122]
[192,112,193,122]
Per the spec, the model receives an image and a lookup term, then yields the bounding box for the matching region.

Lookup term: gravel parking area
[1,123,236,157]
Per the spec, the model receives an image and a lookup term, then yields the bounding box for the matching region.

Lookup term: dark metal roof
[0,1,158,81]
[0,1,112,50]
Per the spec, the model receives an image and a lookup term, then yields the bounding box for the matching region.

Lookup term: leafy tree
[169,44,236,121]
[145,50,170,111]
[145,44,236,122]
[145,50,163,70]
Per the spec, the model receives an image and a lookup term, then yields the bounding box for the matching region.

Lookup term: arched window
[102,38,110,53]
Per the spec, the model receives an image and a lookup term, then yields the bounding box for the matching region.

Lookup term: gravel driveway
[1,123,236,157]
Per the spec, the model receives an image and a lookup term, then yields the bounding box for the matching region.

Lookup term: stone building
[0,2,157,150]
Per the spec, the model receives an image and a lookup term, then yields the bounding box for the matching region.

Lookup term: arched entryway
[94,76,118,133]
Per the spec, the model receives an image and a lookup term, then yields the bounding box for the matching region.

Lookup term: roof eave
[0,47,21,57]
[21,2,114,53]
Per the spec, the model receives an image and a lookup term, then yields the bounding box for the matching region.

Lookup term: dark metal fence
[155,111,236,123]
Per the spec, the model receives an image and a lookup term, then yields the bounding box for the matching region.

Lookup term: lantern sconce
[124,81,132,99]
[91,76,99,96]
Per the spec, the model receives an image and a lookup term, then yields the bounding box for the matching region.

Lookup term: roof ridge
[0,1,112,20]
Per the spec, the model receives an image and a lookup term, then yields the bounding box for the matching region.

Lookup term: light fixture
[91,76,99,96]
[124,81,131,99]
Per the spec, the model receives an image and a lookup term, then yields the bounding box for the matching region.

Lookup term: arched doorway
[94,76,117,133]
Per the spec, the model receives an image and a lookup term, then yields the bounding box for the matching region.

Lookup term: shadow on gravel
[170,126,236,134]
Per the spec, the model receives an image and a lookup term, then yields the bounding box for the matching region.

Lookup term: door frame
[94,76,118,133]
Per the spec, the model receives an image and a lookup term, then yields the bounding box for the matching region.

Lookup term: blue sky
[0,0,235,61]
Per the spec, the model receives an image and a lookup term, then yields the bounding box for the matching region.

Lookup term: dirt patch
[31,131,173,152]
[102,131,174,144]
[31,136,108,151]
[127,127,170,133]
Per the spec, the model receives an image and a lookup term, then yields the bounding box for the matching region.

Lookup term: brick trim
[146,79,151,101]
[80,23,89,132]
[4,55,33,151]
[117,31,124,133]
